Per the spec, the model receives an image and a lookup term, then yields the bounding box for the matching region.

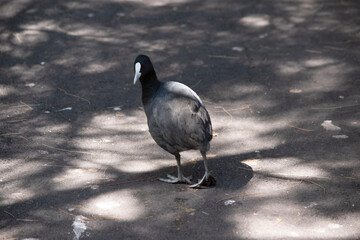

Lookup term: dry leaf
[185,208,196,214]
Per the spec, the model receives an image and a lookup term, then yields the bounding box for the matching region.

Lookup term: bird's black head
[133,55,157,85]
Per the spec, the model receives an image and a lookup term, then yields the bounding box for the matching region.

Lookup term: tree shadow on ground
[1,0,360,239]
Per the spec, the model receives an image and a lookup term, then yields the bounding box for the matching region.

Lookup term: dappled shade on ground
[1,0,360,239]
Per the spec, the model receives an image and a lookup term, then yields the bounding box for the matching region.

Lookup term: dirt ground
[1,0,360,239]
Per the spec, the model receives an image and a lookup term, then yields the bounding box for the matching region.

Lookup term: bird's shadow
[157,153,254,190]
[95,150,254,192]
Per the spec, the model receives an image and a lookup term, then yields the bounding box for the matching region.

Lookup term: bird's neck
[141,72,161,105]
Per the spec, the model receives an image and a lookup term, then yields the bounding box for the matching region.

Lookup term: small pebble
[224,200,236,206]
[289,89,302,93]
[25,83,36,87]
[321,120,341,131]
[232,46,244,52]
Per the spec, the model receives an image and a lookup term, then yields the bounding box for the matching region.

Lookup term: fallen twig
[208,55,240,59]
[267,175,326,196]
[214,104,251,113]
[46,101,77,109]
[58,208,77,217]
[202,100,213,104]
[219,168,326,202]
[290,125,314,132]
[14,33,22,43]
[302,179,326,195]
[312,103,360,110]
[42,144,94,155]
[305,49,322,54]
[190,79,202,89]
[18,136,29,141]
[344,176,356,180]
[217,192,267,203]
[11,103,39,108]
[4,210,15,218]
[323,46,344,51]
[99,176,156,187]
[42,164,99,173]
[6,119,27,123]
[107,105,123,109]
[58,88,90,105]
[214,106,233,119]
[20,100,33,110]
[16,218,39,222]
[259,218,283,232]
[269,177,303,184]
[0,133,22,136]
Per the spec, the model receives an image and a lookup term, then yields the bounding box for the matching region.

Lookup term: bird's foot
[158,174,192,184]
[189,174,216,188]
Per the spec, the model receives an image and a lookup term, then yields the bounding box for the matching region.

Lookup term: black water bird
[133,55,216,187]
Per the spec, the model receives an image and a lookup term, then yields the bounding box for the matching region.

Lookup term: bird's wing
[147,82,212,152]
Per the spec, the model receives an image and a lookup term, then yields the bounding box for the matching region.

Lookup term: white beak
[133,62,141,85]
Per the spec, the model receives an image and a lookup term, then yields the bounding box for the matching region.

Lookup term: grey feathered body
[143,81,212,155]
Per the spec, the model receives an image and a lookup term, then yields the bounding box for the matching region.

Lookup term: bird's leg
[189,151,216,188]
[158,153,192,184]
